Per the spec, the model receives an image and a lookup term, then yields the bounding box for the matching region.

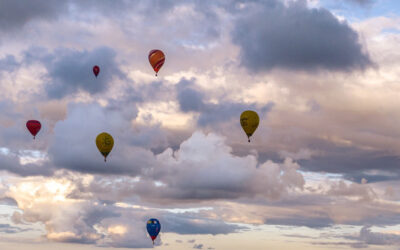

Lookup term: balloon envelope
[93,65,100,77]
[95,132,114,161]
[146,218,161,243]
[148,50,165,75]
[240,110,259,142]
[26,120,41,139]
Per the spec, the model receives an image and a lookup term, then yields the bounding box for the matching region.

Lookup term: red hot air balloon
[148,50,165,76]
[26,120,41,139]
[93,65,100,77]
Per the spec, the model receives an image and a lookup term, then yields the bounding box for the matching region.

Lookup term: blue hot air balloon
[146,218,161,245]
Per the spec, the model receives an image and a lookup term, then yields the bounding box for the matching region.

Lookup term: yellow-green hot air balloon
[96,132,114,162]
[240,110,259,142]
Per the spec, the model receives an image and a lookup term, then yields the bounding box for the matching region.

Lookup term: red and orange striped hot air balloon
[148,49,165,76]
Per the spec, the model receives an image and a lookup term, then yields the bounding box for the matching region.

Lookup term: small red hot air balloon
[93,65,100,77]
[26,120,41,139]
[148,50,165,76]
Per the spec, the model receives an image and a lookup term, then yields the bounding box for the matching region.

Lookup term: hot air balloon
[148,50,165,76]
[26,120,41,139]
[95,132,114,162]
[240,110,259,142]
[146,218,161,245]
[93,65,100,77]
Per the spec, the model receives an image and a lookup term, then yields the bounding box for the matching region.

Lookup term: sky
[0,0,400,249]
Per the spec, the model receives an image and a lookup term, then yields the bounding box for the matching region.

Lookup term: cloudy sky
[1,0,400,249]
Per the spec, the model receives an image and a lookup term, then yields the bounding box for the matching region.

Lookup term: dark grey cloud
[0,101,26,148]
[0,0,67,31]
[265,216,334,228]
[299,142,400,183]
[177,80,205,113]
[162,213,245,235]
[0,55,19,72]
[72,0,177,18]
[176,78,274,126]
[232,0,371,72]
[311,241,367,248]
[347,0,373,5]
[0,197,17,206]
[0,224,30,234]
[358,226,400,245]
[335,225,400,248]
[0,150,54,176]
[193,243,204,249]
[37,47,124,98]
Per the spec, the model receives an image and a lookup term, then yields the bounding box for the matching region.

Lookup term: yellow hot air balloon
[240,110,259,142]
[96,132,114,162]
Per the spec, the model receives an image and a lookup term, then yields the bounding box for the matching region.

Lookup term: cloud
[300,146,400,183]
[51,130,304,203]
[7,176,106,244]
[35,47,124,98]
[0,149,54,176]
[265,216,334,228]
[176,78,274,126]
[347,0,373,5]
[4,172,247,248]
[341,225,400,247]
[358,226,400,246]
[0,55,19,72]
[0,224,30,234]
[232,0,371,71]
[48,102,155,176]
[135,131,304,202]
[0,1,399,249]
[177,79,205,113]
[0,0,67,31]
[162,213,245,235]
[326,179,377,202]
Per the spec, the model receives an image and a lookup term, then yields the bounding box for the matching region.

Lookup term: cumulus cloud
[326,179,377,202]
[3,171,246,248]
[134,131,304,202]
[48,102,155,176]
[7,175,109,244]
[3,131,400,247]
[232,0,371,71]
[47,130,304,203]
